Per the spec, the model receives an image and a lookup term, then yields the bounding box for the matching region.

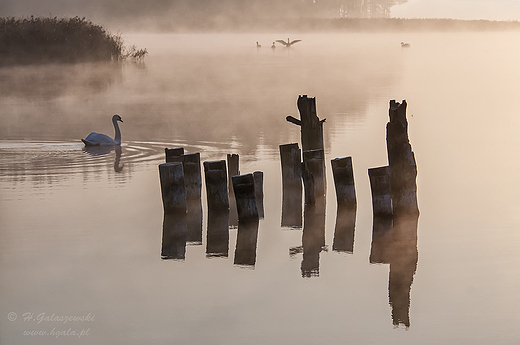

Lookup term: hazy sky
[1,0,520,22]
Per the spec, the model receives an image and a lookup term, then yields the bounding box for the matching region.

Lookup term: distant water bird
[256,41,262,48]
[401,42,411,47]
[271,42,276,49]
[276,38,302,47]
[82,114,123,146]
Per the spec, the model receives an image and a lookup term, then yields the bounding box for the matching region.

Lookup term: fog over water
[1,20,520,345]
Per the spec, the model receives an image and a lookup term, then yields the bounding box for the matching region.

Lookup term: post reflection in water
[370,100,419,327]
[186,199,203,245]
[332,204,356,253]
[233,219,260,267]
[290,196,327,277]
[206,209,230,258]
[161,212,188,260]
[281,185,303,228]
[370,214,418,328]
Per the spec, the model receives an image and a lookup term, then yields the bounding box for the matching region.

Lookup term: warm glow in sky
[392,0,520,21]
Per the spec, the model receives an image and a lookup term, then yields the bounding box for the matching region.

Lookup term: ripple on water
[0,140,192,188]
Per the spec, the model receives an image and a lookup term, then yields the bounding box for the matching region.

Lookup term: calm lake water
[1,31,520,344]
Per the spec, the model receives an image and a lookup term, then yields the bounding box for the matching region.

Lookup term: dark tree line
[77,0,408,21]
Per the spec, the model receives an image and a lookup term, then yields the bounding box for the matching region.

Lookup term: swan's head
[112,114,123,123]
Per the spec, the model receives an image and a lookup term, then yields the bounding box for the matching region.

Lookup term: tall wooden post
[227,154,239,228]
[286,95,325,152]
[386,100,419,215]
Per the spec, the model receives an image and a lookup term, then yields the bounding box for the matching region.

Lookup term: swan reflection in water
[82,144,124,172]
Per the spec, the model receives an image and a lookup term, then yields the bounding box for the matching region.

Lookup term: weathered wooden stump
[386,100,419,216]
[368,166,393,217]
[253,171,264,219]
[183,153,202,200]
[331,156,356,207]
[332,204,356,253]
[165,147,184,163]
[161,213,187,260]
[206,209,229,257]
[158,162,187,214]
[233,218,259,267]
[231,174,259,222]
[280,143,303,228]
[286,95,325,152]
[203,160,229,212]
[279,143,302,188]
[227,154,240,227]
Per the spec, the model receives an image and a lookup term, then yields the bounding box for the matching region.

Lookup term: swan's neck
[113,118,121,144]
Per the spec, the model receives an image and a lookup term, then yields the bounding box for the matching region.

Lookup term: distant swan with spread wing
[276,38,301,47]
[82,114,123,146]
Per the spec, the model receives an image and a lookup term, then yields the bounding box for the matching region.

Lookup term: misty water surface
[1,32,520,344]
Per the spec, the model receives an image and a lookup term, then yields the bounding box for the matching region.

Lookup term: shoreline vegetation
[1,15,519,65]
[0,16,147,65]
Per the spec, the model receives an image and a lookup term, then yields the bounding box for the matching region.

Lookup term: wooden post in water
[331,157,356,207]
[158,162,187,214]
[253,171,264,219]
[165,147,184,163]
[368,166,392,217]
[386,100,419,215]
[231,174,259,222]
[227,154,240,227]
[280,143,302,188]
[280,143,302,228]
[183,153,202,200]
[203,160,229,212]
[286,95,325,152]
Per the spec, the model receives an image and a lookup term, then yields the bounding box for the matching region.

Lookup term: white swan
[276,38,302,47]
[82,114,123,146]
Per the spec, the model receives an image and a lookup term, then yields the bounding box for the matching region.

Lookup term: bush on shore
[0,16,147,65]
